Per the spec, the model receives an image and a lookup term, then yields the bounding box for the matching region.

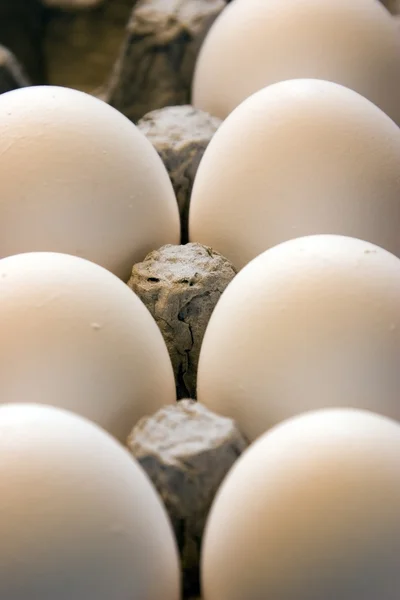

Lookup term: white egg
[192,0,400,122]
[0,252,176,442]
[197,235,400,441]
[0,403,180,600]
[189,79,400,269]
[0,85,180,281]
[202,408,400,600]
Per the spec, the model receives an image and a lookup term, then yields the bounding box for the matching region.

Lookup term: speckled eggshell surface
[0,252,176,442]
[202,408,400,600]
[189,79,400,270]
[0,403,180,600]
[197,235,400,441]
[192,0,400,122]
[0,85,180,281]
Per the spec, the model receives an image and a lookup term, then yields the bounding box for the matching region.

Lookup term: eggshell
[0,403,180,600]
[197,235,400,441]
[189,79,400,269]
[0,251,176,441]
[0,85,180,281]
[202,408,400,600]
[192,0,400,122]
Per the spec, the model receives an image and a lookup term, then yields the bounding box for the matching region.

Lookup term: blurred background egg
[202,408,400,600]
[192,0,400,122]
[197,235,400,441]
[189,79,400,270]
[0,251,176,442]
[0,403,180,600]
[0,85,180,281]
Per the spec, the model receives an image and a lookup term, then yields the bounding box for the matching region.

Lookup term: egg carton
[127,399,248,597]
[0,1,399,599]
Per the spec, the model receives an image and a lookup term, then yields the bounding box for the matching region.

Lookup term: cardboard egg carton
[0,0,227,122]
[0,1,399,599]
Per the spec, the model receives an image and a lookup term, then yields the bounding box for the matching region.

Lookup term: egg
[192,0,400,122]
[202,408,400,600]
[189,79,400,270]
[197,234,400,441]
[0,251,176,442]
[0,403,180,600]
[0,85,180,281]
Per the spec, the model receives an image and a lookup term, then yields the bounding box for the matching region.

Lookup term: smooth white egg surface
[189,78,400,270]
[0,403,180,600]
[0,252,176,442]
[202,408,400,600]
[0,85,180,281]
[192,0,400,122]
[197,235,400,441]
